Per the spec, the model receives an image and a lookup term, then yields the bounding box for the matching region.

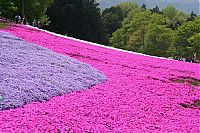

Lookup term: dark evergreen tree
[151,6,161,14]
[186,11,197,21]
[101,2,138,45]
[0,0,18,19]
[174,20,181,29]
[101,6,123,45]
[191,11,197,18]
[47,0,103,43]
[141,4,146,10]
[0,0,53,23]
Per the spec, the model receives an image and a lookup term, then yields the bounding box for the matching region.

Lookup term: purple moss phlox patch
[0,31,107,110]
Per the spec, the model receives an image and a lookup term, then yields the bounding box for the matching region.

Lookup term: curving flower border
[0,31,107,111]
[0,24,199,132]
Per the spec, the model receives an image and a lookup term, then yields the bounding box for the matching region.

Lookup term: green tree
[188,33,200,60]
[101,2,138,45]
[47,0,103,43]
[101,7,123,45]
[176,17,200,59]
[127,29,145,52]
[144,24,177,57]
[24,0,53,23]
[162,4,177,20]
[0,0,18,19]
[0,0,53,23]
[116,2,138,18]
[141,3,146,10]
[110,10,166,51]
[150,6,161,14]
[102,6,123,34]
[162,4,189,30]
[186,11,197,22]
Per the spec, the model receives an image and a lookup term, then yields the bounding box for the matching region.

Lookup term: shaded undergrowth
[180,100,200,108]
[170,76,200,87]
[0,22,9,29]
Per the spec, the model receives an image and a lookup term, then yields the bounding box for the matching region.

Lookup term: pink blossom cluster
[0,25,199,132]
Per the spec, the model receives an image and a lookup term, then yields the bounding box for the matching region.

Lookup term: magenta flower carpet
[0,25,199,132]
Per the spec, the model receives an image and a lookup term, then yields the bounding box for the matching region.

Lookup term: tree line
[0,0,53,24]
[0,0,199,61]
[109,4,199,61]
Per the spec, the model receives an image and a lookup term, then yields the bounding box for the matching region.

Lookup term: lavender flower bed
[0,31,107,110]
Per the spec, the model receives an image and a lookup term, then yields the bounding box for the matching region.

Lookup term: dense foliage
[0,0,18,19]
[109,4,199,61]
[46,0,103,43]
[0,0,53,23]
[101,2,138,45]
[0,22,9,29]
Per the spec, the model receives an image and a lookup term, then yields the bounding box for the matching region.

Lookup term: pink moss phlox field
[0,25,200,132]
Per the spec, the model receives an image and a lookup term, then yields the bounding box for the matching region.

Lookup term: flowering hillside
[0,24,199,132]
[0,31,106,111]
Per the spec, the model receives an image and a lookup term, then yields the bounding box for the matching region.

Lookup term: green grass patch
[0,22,9,29]
[170,77,200,86]
[174,79,185,83]
[190,80,200,86]
[193,100,200,107]
[180,100,200,109]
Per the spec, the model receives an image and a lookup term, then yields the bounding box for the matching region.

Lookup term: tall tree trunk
[20,0,25,18]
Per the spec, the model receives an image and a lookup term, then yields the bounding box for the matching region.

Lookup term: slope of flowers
[0,31,107,111]
[0,25,199,132]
